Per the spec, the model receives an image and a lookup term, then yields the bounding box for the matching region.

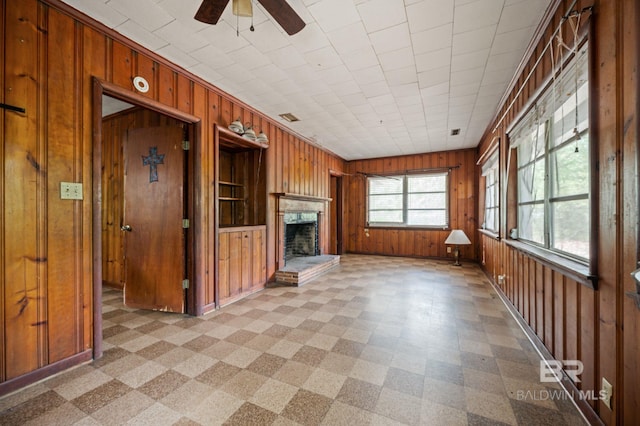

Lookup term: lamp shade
[445,229,471,245]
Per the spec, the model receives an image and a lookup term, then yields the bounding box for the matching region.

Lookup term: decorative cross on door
[142,147,165,183]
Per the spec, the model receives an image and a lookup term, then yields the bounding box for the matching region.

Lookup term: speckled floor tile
[0,255,587,426]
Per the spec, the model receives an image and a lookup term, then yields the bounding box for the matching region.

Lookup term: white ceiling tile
[485,51,523,72]
[254,63,288,84]
[360,81,391,98]
[326,22,370,56]
[451,49,490,72]
[411,24,453,55]
[270,45,307,69]
[450,67,484,86]
[407,0,454,33]
[307,0,361,33]
[288,23,331,53]
[304,46,342,68]
[370,24,411,55]
[415,47,451,73]
[453,0,503,34]
[390,82,420,98]
[385,67,418,86]
[115,20,169,51]
[358,0,407,33]
[245,21,292,53]
[107,0,174,32]
[317,64,353,85]
[63,0,127,28]
[417,66,450,89]
[153,20,210,53]
[188,63,223,83]
[154,44,200,68]
[353,65,385,86]
[378,47,415,72]
[342,46,379,72]
[197,21,250,54]
[497,0,550,34]
[491,27,534,55]
[420,81,450,97]
[330,80,362,96]
[190,44,234,69]
[452,25,497,55]
[481,66,514,85]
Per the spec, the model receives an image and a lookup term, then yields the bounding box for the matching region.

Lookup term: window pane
[407,210,446,226]
[369,210,403,223]
[551,199,590,259]
[485,208,495,232]
[408,174,446,192]
[369,194,402,209]
[518,203,544,244]
[518,159,545,203]
[369,177,402,194]
[552,81,589,148]
[550,136,589,198]
[517,124,546,166]
[408,192,446,209]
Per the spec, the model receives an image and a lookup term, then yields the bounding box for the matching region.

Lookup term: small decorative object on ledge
[445,229,471,266]
[229,118,243,134]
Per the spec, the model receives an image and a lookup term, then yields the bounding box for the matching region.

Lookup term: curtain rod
[492,2,592,133]
[357,165,461,178]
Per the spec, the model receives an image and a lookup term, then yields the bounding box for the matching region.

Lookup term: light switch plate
[60,182,83,200]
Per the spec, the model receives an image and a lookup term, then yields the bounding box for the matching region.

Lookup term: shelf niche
[216,124,267,228]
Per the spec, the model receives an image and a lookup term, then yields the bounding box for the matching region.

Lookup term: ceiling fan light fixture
[232,0,253,17]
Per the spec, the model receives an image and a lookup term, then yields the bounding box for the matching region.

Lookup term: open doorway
[329,172,343,255]
[92,79,201,359]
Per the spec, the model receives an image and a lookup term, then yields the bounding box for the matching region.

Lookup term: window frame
[508,40,593,269]
[366,172,450,229]
[482,150,500,234]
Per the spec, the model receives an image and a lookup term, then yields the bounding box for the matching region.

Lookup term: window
[482,151,499,233]
[367,172,449,227]
[510,42,589,261]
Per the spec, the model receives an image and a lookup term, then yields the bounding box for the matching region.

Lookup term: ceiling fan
[195,0,306,35]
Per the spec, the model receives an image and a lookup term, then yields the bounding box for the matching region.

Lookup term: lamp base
[452,248,462,266]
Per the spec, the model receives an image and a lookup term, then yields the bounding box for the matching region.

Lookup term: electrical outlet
[601,377,613,410]
[60,182,83,200]
[447,246,452,253]
[498,275,505,285]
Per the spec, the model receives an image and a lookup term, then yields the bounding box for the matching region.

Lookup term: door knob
[121,224,132,232]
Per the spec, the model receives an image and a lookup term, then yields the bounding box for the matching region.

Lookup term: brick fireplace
[274,193,330,268]
[274,193,340,286]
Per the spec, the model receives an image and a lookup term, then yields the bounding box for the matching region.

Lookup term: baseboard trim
[0,349,93,398]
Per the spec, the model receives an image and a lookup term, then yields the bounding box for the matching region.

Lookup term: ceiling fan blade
[257,0,306,35]
[194,0,230,24]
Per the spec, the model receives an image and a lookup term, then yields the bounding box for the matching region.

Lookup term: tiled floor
[1,254,586,425]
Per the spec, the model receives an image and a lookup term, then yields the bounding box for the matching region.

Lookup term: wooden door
[122,126,185,312]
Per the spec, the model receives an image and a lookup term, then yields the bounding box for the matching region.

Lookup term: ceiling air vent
[279,113,300,122]
[450,128,460,136]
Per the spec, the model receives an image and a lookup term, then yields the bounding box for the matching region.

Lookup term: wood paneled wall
[0,0,344,393]
[476,0,639,424]
[344,149,478,261]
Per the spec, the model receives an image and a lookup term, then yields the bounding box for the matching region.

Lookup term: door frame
[92,78,201,359]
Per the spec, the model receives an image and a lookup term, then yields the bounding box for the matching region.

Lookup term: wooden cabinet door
[122,126,185,312]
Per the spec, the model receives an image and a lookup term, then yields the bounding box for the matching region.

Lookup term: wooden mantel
[272,193,332,202]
